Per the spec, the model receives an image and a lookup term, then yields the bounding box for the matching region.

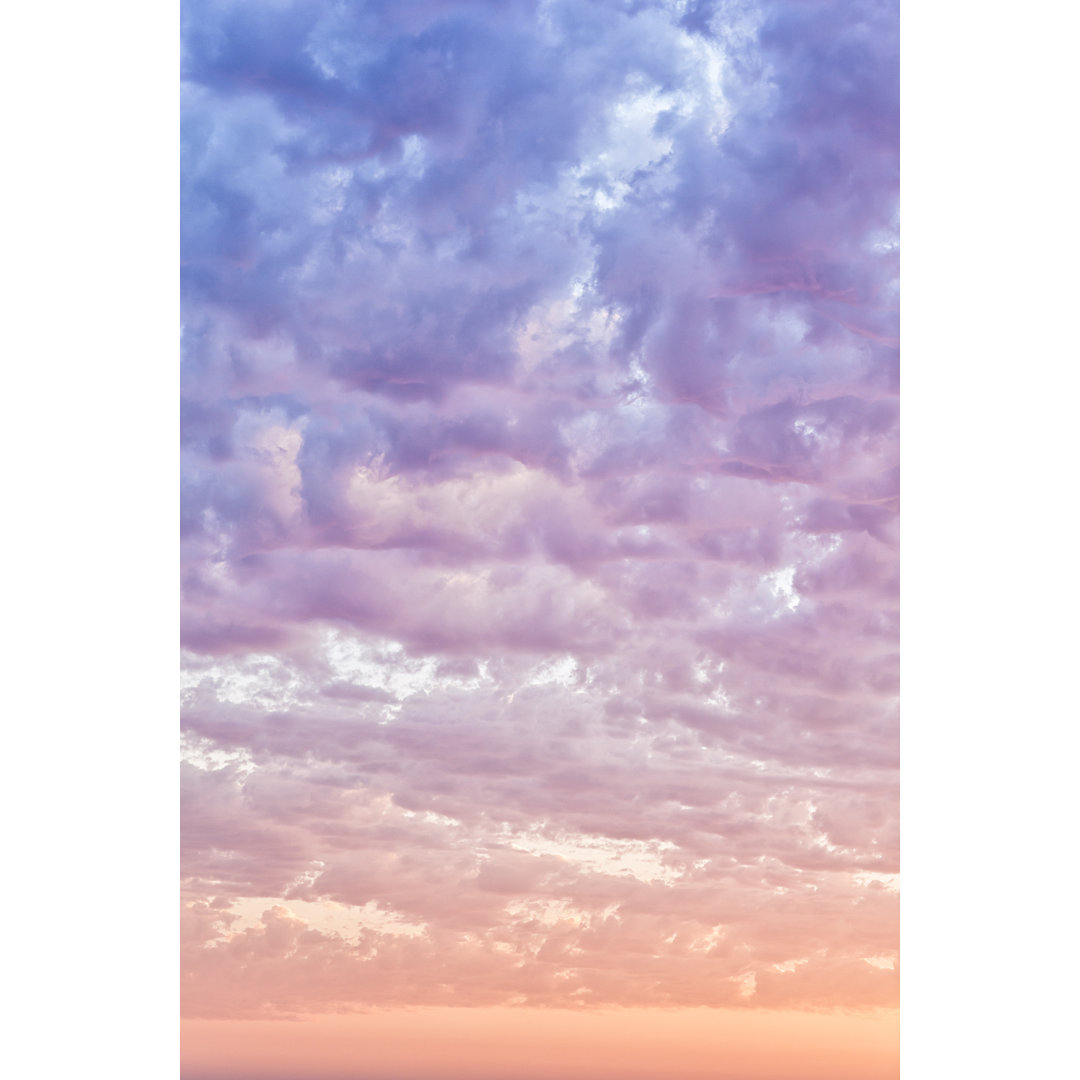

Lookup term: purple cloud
[181,0,898,1018]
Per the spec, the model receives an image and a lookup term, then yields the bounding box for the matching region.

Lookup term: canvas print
[180,1,899,1077]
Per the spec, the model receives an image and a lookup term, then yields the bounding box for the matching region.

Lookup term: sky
[180,0,899,1076]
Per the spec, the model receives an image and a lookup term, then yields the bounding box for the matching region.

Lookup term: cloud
[181,0,898,1017]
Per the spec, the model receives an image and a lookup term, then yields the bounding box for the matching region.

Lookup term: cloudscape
[180,0,899,1075]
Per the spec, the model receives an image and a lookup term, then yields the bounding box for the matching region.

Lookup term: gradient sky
[180,0,899,1075]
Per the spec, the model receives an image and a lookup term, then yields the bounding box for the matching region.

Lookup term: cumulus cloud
[181,0,898,1017]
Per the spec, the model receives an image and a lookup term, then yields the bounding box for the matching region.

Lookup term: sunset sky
[180,1,899,1076]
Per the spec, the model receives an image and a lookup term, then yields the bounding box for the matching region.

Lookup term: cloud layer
[181,0,898,1019]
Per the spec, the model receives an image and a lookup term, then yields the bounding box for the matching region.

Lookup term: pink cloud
[181,0,899,1022]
